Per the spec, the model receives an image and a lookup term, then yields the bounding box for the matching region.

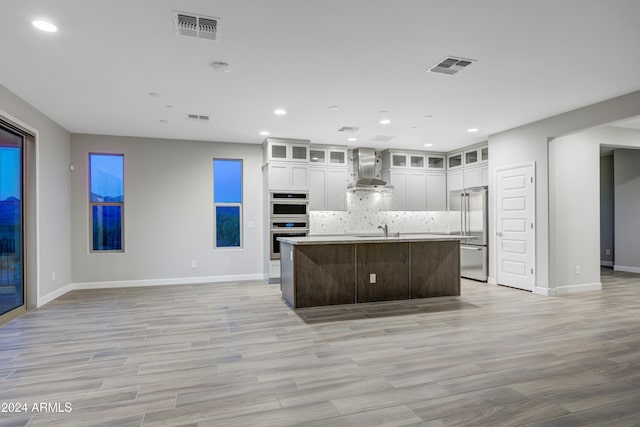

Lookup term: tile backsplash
[310,190,453,235]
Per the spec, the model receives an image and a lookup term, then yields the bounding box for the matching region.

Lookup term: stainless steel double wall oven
[269,192,309,259]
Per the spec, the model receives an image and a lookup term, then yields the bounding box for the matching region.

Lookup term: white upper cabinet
[447,152,463,170]
[426,172,447,211]
[427,155,445,170]
[382,150,428,170]
[308,145,347,211]
[264,137,310,164]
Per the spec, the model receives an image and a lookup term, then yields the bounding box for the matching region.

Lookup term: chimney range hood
[347,148,393,192]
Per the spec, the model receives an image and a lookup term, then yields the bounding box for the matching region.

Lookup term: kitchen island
[278,234,466,308]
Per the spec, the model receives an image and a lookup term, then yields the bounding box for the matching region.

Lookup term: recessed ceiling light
[259,131,270,136]
[378,110,388,114]
[274,109,287,116]
[424,143,433,147]
[411,126,418,129]
[159,119,168,124]
[379,119,391,125]
[467,128,479,133]
[32,20,58,32]
[347,137,357,142]
[329,105,340,110]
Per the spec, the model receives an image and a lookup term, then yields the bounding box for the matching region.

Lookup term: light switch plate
[369,273,376,284]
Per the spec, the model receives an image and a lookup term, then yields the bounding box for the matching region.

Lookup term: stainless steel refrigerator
[449,186,488,282]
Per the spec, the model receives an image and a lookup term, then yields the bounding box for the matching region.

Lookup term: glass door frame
[0,117,30,326]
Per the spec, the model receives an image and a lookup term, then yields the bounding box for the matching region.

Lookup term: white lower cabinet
[309,167,347,211]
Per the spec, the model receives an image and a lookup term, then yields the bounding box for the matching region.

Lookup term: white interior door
[496,163,535,291]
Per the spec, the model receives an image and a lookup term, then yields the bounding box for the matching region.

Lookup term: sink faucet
[378,223,388,237]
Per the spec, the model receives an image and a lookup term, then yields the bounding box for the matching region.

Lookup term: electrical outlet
[191,260,197,269]
[369,273,376,284]
[575,265,581,275]
[52,271,56,281]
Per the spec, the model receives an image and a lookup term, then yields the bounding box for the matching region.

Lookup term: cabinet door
[290,165,308,190]
[447,170,463,192]
[326,168,347,210]
[329,149,347,165]
[310,148,327,164]
[308,168,327,210]
[464,166,482,188]
[268,163,290,189]
[390,171,408,210]
[270,143,288,161]
[407,172,427,211]
[464,149,479,166]
[427,156,445,170]
[426,172,447,211]
[291,145,309,162]
[448,153,463,169]
[481,165,488,186]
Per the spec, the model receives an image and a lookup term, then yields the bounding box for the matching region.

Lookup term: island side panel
[295,244,356,308]
[280,242,295,307]
[356,242,410,303]
[410,240,460,298]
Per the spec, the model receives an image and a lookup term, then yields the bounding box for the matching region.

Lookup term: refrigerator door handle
[460,193,464,235]
[466,193,471,236]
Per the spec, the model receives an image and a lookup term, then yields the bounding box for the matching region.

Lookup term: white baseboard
[534,287,557,296]
[487,276,497,285]
[73,274,265,290]
[37,274,265,306]
[600,261,614,267]
[556,282,602,295]
[37,283,74,307]
[614,265,640,274]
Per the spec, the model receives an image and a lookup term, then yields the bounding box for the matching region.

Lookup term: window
[89,153,124,251]
[213,159,242,248]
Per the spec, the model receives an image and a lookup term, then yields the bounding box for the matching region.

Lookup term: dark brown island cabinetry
[280,237,461,308]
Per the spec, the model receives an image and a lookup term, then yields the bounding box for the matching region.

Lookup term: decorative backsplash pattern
[310,190,454,235]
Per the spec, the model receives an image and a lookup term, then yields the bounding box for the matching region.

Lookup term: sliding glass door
[0,123,24,323]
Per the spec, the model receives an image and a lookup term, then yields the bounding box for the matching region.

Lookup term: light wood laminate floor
[1,268,640,426]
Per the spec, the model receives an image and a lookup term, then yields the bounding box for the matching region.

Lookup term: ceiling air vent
[338,126,360,133]
[370,135,396,142]
[173,11,220,41]
[428,56,475,75]
[186,114,210,122]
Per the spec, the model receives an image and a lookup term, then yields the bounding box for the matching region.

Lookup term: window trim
[89,152,125,253]
[213,158,243,249]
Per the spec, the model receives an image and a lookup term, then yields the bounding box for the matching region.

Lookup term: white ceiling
[2,0,640,152]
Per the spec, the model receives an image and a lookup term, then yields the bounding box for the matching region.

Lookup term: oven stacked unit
[269,192,309,259]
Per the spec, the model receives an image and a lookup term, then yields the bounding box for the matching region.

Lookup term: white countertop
[278,233,473,245]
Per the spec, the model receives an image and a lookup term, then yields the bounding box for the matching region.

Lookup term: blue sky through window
[214,159,242,203]
[90,154,123,202]
[0,147,20,201]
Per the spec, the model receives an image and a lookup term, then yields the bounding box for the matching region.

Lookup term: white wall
[600,155,614,266]
[614,149,640,273]
[70,134,264,286]
[0,83,72,306]
[488,90,640,293]
[549,132,601,294]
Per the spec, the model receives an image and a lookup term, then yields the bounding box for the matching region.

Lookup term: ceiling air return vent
[428,56,475,75]
[173,11,220,41]
[186,114,210,122]
[338,126,360,133]
[370,135,396,142]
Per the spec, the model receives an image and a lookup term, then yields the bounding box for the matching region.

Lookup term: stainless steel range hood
[347,148,393,191]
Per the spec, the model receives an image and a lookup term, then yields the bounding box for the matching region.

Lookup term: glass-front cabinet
[447,152,463,169]
[427,155,445,170]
